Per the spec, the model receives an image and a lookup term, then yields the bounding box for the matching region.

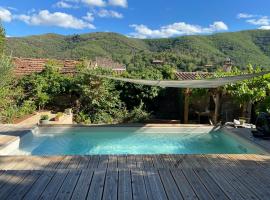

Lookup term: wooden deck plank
[44,156,65,169]
[193,168,229,200]
[226,166,270,200]
[0,157,21,170]
[5,170,43,200]
[205,168,246,200]
[135,155,144,168]
[118,169,132,200]
[87,168,106,200]
[67,156,82,169]
[206,155,263,200]
[76,156,91,169]
[0,170,20,189]
[56,156,73,169]
[161,155,174,168]
[0,170,30,199]
[182,168,214,200]
[117,155,127,169]
[103,169,118,200]
[219,168,261,200]
[144,168,168,200]
[171,155,185,168]
[71,169,94,200]
[159,169,183,200]
[88,155,100,169]
[107,155,118,169]
[131,168,148,200]
[39,170,69,200]
[0,155,269,200]
[152,155,164,169]
[98,155,109,169]
[142,155,154,168]
[170,169,198,200]
[55,170,81,200]
[126,155,137,168]
[22,170,55,199]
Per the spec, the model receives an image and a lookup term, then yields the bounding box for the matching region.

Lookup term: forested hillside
[6,30,270,71]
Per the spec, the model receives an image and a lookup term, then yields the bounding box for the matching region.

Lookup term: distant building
[152,60,164,65]
[13,57,126,76]
[87,57,126,73]
[223,58,233,72]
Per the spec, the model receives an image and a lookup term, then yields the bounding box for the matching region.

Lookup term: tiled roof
[13,57,126,76]
[175,72,213,80]
[90,57,126,71]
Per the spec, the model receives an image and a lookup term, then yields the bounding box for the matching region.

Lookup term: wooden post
[184,88,190,124]
[211,89,220,125]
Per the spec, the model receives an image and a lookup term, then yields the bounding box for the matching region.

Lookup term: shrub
[56,112,64,118]
[17,100,36,117]
[40,115,49,120]
[74,112,91,124]
[124,103,151,123]
[256,96,270,114]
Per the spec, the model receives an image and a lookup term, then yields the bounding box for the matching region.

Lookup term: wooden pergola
[96,71,270,125]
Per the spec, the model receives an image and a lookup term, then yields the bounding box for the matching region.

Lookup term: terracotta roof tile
[13,57,126,76]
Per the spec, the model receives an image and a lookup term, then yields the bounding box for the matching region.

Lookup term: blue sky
[0,0,270,38]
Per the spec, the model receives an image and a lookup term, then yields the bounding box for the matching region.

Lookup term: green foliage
[6,30,270,71]
[0,55,31,123]
[20,61,70,110]
[74,112,91,124]
[222,66,270,105]
[116,67,164,110]
[124,103,151,123]
[73,67,124,124]
[257,96,270,114]
[40,115,49,120]
[17,100,36,117]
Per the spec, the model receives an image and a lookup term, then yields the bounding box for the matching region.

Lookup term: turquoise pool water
[15,127,264,155]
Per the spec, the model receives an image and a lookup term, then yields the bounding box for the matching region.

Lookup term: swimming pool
[6,126,265,155]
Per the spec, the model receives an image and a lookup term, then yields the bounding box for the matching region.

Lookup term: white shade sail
[97,71,270,88]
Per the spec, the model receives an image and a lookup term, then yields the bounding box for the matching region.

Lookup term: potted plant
[54,112,63,121]
[40,115,50,124]
[65,108,72,115]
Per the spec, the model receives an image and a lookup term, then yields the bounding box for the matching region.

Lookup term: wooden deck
[0,125,270,199]
[0,154,269,200]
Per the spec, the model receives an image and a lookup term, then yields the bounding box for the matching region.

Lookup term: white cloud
[246,16,270,26]
[82,0,106,7]
[108,0,128,8]
[260,26,270,30]
[238,13,270,30]
[97,9,123,18]
[129,21,228,39]
[237,13,256,19]
[15,10,95,29]
[54,1,74,8]
[83,12,95,21]
[0,7,12,22]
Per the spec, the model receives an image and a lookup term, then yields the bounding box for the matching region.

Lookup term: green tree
[116,67,164,110]
[0,23,5,54]
[19,61,66,110]
[73,68,125,124]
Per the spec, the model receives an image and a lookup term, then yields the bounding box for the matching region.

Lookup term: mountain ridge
[6,29,270,70]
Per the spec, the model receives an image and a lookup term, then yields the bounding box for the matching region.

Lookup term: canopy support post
[211,89,221,125]
[184,88,191,124]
